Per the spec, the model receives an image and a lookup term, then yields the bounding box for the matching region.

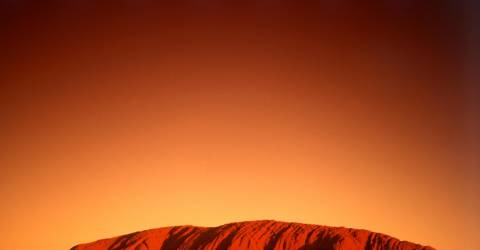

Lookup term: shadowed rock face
[71,220,435,250]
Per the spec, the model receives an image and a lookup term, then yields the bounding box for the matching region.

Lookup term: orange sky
[1,1,479,250]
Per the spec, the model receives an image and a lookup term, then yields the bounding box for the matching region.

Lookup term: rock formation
[71,220,434,250]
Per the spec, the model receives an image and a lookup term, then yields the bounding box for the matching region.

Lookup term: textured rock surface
[71,220,435,250]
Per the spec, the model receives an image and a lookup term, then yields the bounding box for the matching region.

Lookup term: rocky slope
[71,220,434,250]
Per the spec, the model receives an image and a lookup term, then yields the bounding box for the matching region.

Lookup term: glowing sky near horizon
[0,1,479,250]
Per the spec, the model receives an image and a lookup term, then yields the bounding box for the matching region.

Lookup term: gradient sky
[1,1,479,250]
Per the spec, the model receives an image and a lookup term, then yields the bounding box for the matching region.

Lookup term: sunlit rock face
[71,220,435,250]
